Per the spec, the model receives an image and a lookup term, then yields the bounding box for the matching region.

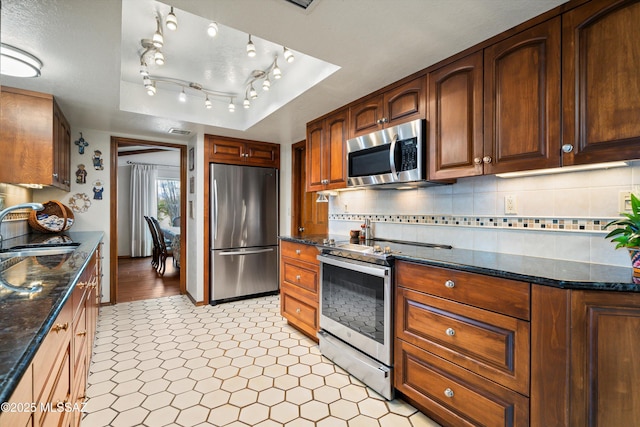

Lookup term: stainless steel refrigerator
[209,163,279,305]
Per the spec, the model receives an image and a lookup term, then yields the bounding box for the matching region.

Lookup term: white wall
[186,133,205,302]
[328,161,640,267]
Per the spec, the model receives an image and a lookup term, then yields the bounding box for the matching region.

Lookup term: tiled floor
[83,294,441,427]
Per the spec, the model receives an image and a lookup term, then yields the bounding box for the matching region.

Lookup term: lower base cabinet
[0,243,101,427]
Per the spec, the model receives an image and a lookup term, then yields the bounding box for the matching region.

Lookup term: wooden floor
[117,256,180,303]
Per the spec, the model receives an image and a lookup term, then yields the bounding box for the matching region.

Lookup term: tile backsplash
[328,161,640,267]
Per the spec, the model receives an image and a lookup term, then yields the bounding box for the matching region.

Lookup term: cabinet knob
[295,249,301,255]
[483,156,492,164]
[77,330,87,337]
[473,157,482,165]
[298,227,305,232]
[296,275,301,281]
[52,173,59,179]
[78,282,88,289]
[446,327,456,336]
[562,144,574,153]
[444,388,454,398]
[378,117,388,124]
[52,322,69,333]
[444,280,455,288]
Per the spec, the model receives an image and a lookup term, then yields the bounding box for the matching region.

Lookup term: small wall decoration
[92,180,104,200]
[92,150,104,170]
[69,193,92,213]
[189,176,194,194]
[75,164,87,184]
[74,132,89,154]
[189,147,195,171]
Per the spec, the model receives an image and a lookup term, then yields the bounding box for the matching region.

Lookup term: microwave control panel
[398,138,418,172]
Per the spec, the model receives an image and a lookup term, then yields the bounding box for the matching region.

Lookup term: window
[157,178,180,227]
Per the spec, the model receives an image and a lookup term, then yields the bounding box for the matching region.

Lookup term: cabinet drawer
[281,241,320,265]
[396,287,530,394]
[281,260,319,295]
[281,285,318,338]
[396,261,530,320]
[36,346,71,427]
[395,339,529,427]
[72,305,87,377]
[33,302,72,400]
[0,364,33,427]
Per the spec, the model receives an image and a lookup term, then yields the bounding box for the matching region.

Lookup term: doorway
[291,140,328,236]
[109,136,187,304]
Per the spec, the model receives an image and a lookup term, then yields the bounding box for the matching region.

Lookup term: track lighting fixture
[152,16,164,48]
[165,7,178,31]
[154,50,165,65]
[262,76,271,91]
[139,62,149,77]
[207,22,219,37]
[243,98,250,109]
[273,59,282,79]
[146,83,156,96]
[247,35,256,57]
[205,96,212,109]
[249,84,258,99]
[179,88,187,102]
[228,99,236,112]
[283,47,294,63]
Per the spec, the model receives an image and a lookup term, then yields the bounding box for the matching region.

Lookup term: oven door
[318,254,392,366]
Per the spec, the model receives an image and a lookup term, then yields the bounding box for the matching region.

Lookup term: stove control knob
[373,245,381,253]
[384,246,391,254]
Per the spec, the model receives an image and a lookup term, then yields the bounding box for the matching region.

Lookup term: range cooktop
[320,238,452,265]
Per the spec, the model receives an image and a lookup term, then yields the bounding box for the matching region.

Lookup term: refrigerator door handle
[213,178,218,240]
[216,247,275,256]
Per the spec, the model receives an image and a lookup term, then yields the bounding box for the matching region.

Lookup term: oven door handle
[317,254,389,277]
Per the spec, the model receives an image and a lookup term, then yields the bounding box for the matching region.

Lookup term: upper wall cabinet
[561,0,640,166]
[306,108,348,192]
[207,135,280,169]
[428,52,484,180]
[349,77,425,138]
[0,87,71,191]
[483,17,562,175]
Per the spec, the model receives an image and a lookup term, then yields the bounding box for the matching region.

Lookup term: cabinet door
[384,77,425,128]
[562,0,640,165]
[428,52,484,180]
[306,118,325,191]
[246,141,280,168]
[484,17,561,174]
[570,290,640,427]
[349,95,384,138]
[208,136,245,165]
[53,100,71,191]
[325,108,348,189]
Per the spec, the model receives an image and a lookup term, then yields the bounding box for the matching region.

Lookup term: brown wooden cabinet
[279,241,321,340]
[531,285,640,427]
[0,245,102,427]
[395,261,531,427]
[207,135,280,168]
[428,52,484,180]
[561,0,640,165]
[0,87,71,191]
[306,108,348,192]
[349,77,425,138]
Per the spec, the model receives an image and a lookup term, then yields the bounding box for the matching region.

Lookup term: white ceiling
[1,0,567,146]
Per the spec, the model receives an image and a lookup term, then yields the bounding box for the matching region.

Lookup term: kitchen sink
[335,243,375,253]
[0,244,79,259]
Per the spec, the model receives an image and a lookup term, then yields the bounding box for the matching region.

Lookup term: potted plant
[605,193,640,276]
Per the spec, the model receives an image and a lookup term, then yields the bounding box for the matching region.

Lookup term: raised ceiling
[1,0,568,145]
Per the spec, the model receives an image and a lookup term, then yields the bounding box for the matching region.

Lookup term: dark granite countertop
[280,234,639,292]
[0,231,103,404]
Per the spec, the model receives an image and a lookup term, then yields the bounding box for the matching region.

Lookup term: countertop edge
[0,232,103,404]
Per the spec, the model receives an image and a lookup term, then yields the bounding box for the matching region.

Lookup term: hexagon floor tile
[82,295,441,427]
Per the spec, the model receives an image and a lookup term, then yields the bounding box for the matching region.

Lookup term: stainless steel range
[317,239,451,400]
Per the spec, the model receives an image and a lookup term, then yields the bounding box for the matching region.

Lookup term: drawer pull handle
[446,328,455,336]
[296,308,301,314]
[296,275,301,281]
[77,282,88,289]
[52,323,69,333]
[77,330,87,337]
[295,249,301,255]
[444,388,454,398]
[444,280,455,288]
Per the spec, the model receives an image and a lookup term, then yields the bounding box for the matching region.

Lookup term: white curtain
[130,164,158,257]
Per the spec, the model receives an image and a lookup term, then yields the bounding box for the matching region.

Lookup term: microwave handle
[389,134,398,179]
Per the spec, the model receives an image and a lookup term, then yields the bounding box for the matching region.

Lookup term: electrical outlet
[505,195,517,214]
[344,204,348,212]
[619,191,632,213]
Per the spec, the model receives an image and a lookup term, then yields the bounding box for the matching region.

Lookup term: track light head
[154,51,165,65]
[166,7,178,31]
[283,47,294,63]
[262,77,271,91]
[152,16,164,48]
[207,22,219,37]
[243,97,250,109]
[205,96,212,109]
[179,88,187,102]
[247,35,256,57]
[228,99,235,112]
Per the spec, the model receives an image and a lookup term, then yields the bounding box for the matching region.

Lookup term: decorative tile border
[329,213,616,233]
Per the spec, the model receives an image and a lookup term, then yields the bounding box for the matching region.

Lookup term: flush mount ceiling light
[0,43,43,77]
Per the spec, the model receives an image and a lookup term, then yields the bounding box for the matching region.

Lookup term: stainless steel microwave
[346,119,425,187]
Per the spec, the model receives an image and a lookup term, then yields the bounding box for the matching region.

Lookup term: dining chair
[144,215,160,269]
[150,216,173,276]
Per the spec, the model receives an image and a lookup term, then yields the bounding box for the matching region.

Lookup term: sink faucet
[363,218,373,241]
[0,203,44,247]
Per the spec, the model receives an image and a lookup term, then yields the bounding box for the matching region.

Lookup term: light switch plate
[619,191,633,213]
